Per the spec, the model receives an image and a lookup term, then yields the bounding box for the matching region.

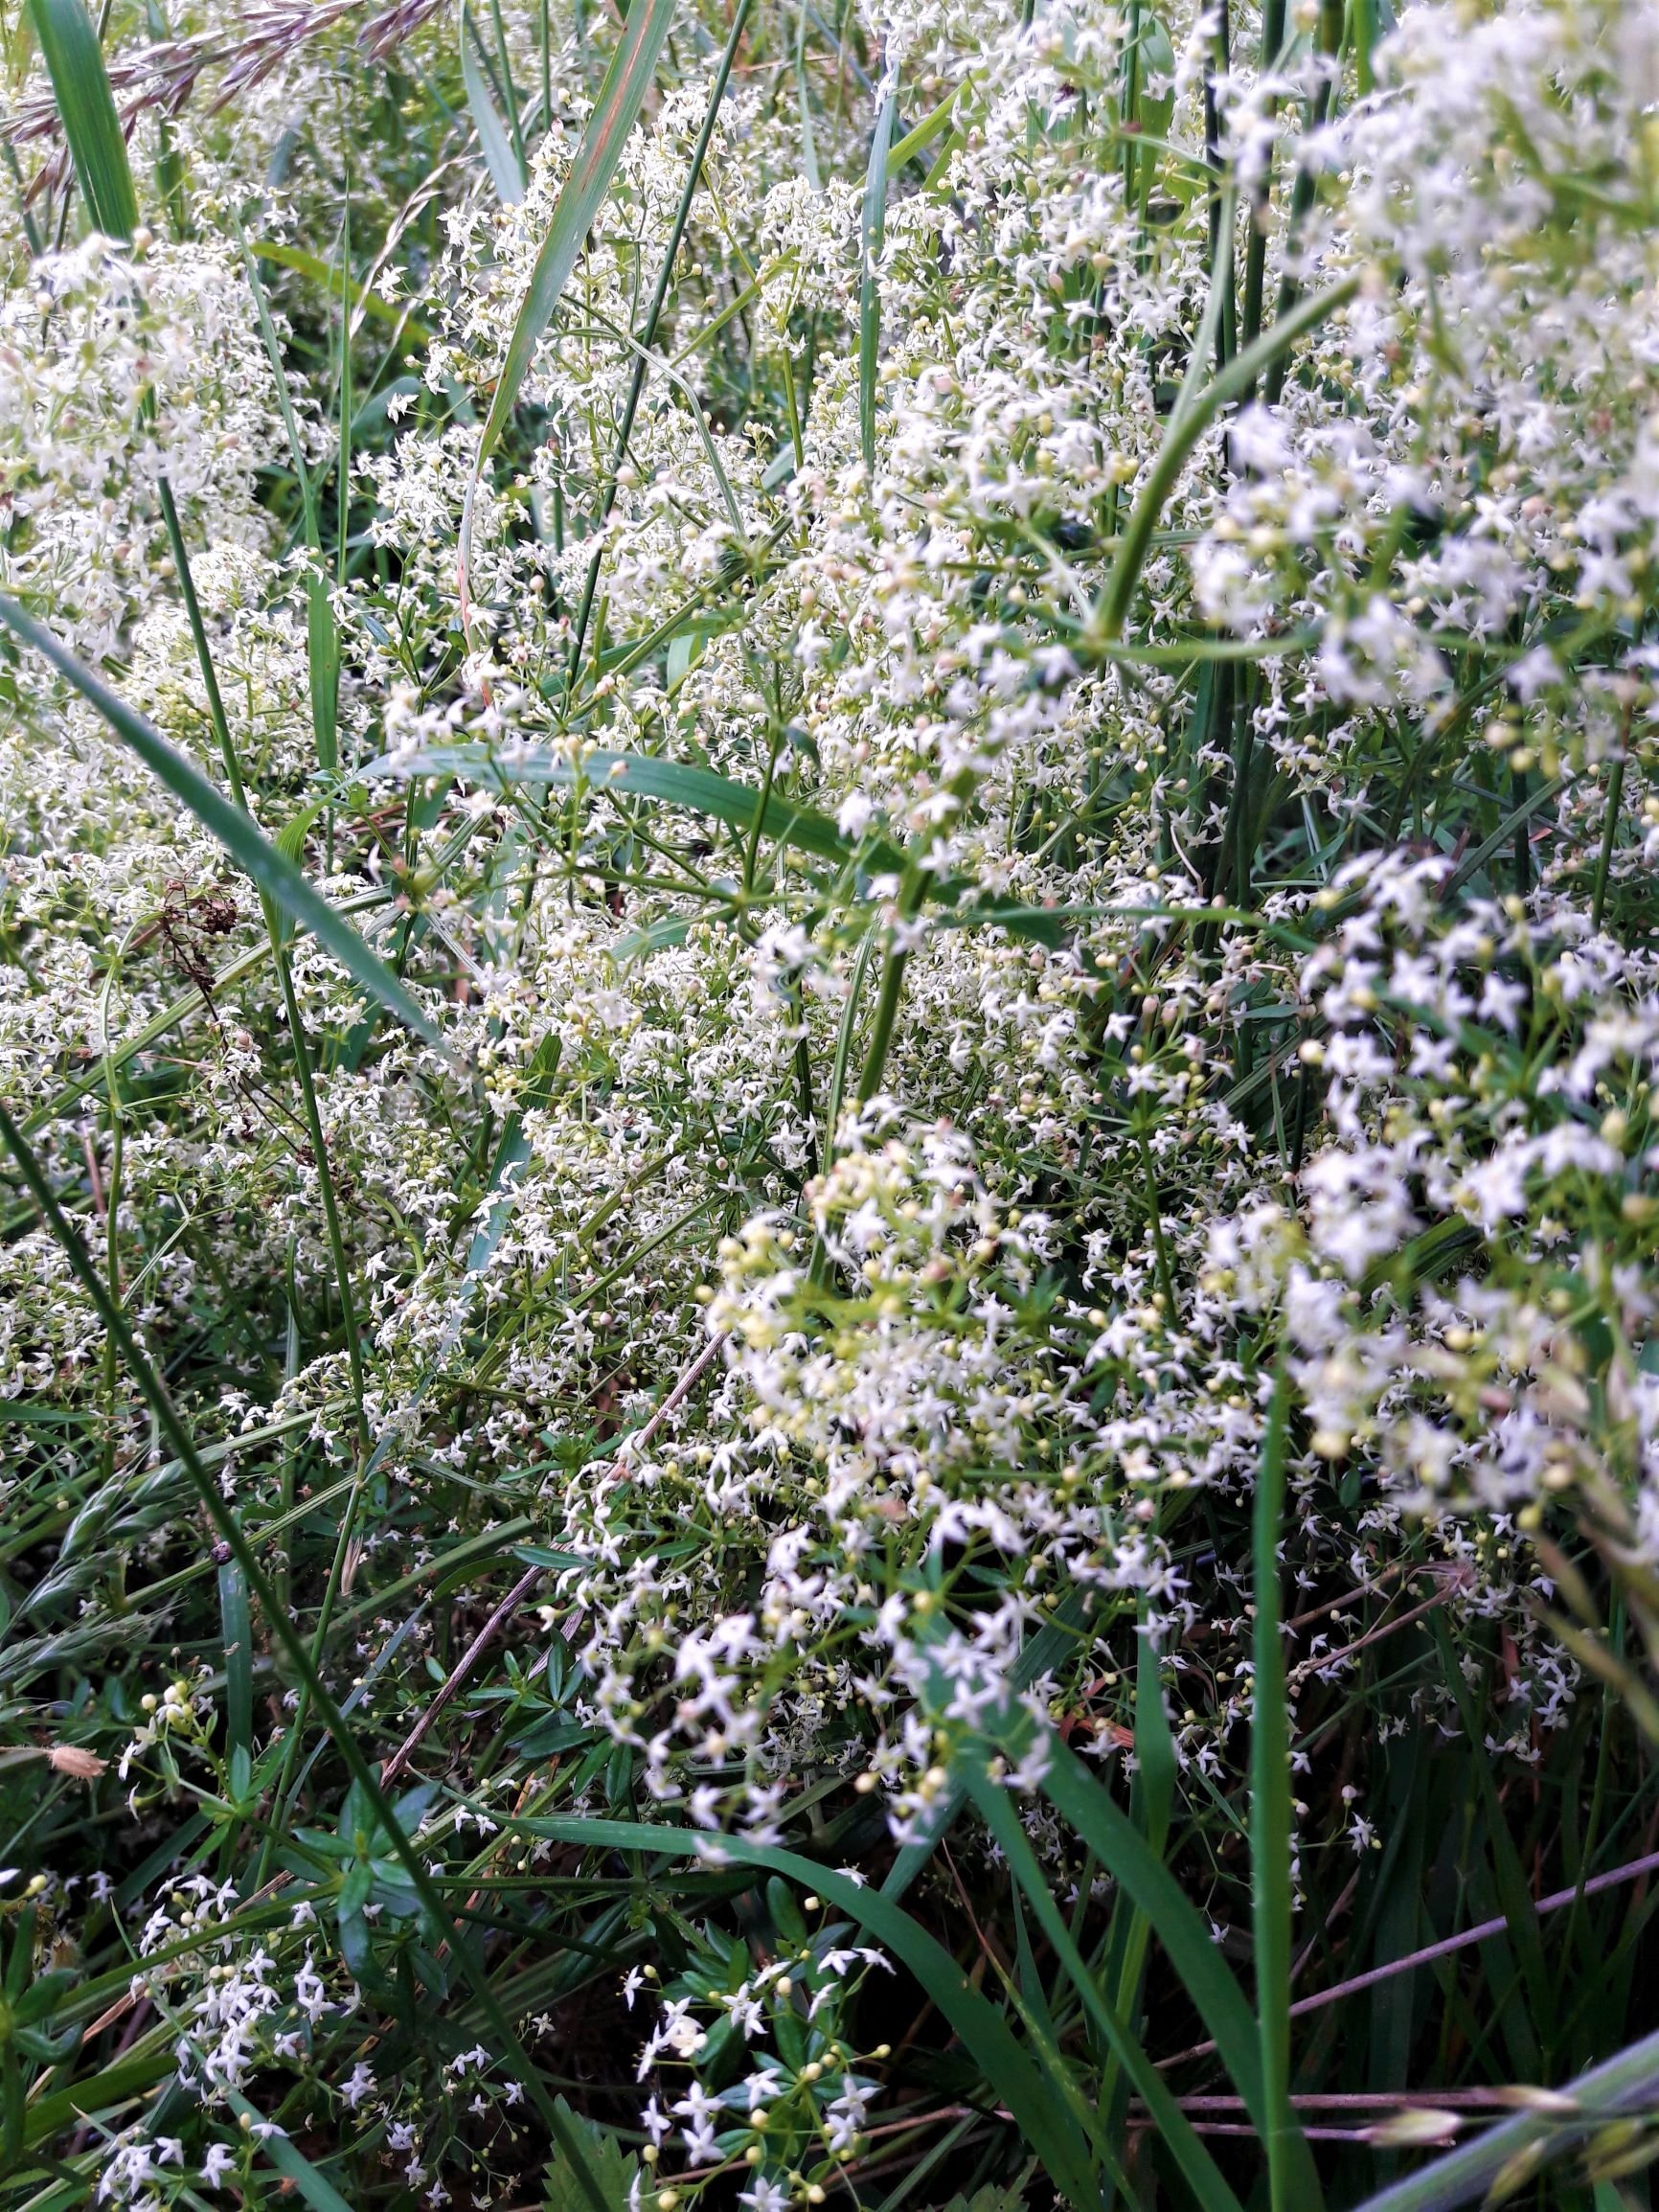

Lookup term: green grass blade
[884,83,959,179]
[1095,1608,1178,2183]
[461,0,527,201]
[226,2091,352,2212]
[794,1,820,190]
[511,1813,1103,2212]
[306,574,341,774]
[1351,2027,1659,2212]
[0,594,443,1050]
[29,0,137,243]
[250,239,434,344]
[1252,1362,1318,2212]
[1098,272,1360,640]
[216,1557,253,1762]
[365,740,889,871]
[462,0,678,611]
[238,226,340,771]
[858,78,898,471]
[967,1767,1245,2212]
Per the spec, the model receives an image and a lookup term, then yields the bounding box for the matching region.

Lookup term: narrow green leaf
[794,2,820,190]
[859,78,898,471]
[366,739,875,871]
[29,0,137,243]
[461,0,527,202]
[216,1558,253,1761]
[251,239,434,344]
[1099,271,1361,640]
[0,594,443,1051]
[463,0,679,607]
[967,1767,1245,2212]
[307,571,341,773]
[238,229,342,773]
[1131,14,1174,209]
[511,1814,1103,2212]
[985,1715,1269,2134]
[1252,1362,1318,2212]
[225,2092,352,2212]
[885,83,959,180]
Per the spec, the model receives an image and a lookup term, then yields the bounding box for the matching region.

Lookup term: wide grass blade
[0,1106,613,2212]
[1352,2026,1659,2212]
[29,0,136,243]
[461,0,527,202]
[461,0,678,616]
[1098,271,1360,639]
[0,595,443,1049]
[979,1709,1268,2130]
[511,1813,1103,2212]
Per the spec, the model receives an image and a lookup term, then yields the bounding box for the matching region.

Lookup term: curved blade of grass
[1097,270,1360,640]
[510,1813,1103,2212]
[29,0,137,243]
[858,76,898,470]
[366,739,875,870]
[366,744,1074,950]
[1252,1362,1319,2212]
[966,1765,1245,2212]
[250,239,435,345]
[980,1712,1268,2132]
[461,0,678,621]
[0,1105,612,2212]
[1034,1724,1323,2204]
[0,595,443,1050]
[461,0,527,202]
[885,82,959,179]
[1352,2027,1659,2212]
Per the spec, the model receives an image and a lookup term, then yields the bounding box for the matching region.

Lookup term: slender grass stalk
[1252,1360,1314,2212]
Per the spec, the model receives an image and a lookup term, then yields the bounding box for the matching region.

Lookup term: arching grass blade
[0,595,443,1050]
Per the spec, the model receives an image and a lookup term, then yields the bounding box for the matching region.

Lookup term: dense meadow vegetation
[3,0,1659,2202]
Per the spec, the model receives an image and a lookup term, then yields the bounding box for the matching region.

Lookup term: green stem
[1251,1361,1315,2212]
[855,916,913,1106]
[1136,1125,1177,1314]
[1592,752,1625,931]
[567,0,754,681]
